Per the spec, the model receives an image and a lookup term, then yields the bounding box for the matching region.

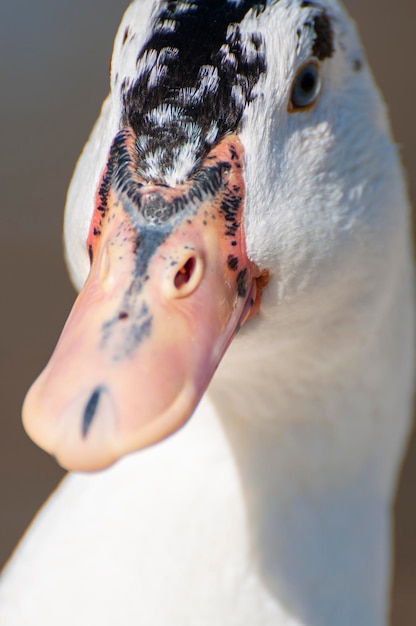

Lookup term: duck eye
[290,63,321,111]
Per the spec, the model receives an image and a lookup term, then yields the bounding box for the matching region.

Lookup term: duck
[0,0,414,624]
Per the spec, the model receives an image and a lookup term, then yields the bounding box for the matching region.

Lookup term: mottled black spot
[131,228,167,284]
[237,268,248,298]
[227,255,239,271]
[82,387,104,438]
[119,311,129,320]
[229,145,238,161]
[142,193,177,225]
[312,12,334,61]
[97,159,116,219]
[192,164,225,196]
[128,316,153,356]
[102,301,153,361]
[220,190,241,237]
[353,58,363,72]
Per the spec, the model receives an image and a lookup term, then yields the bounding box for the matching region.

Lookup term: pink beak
[22,132,261,471]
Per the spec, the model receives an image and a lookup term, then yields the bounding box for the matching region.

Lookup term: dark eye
[290,63,321,111]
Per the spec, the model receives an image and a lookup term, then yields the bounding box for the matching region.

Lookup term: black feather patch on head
[312,11,334,60]
[122,0,269,182]
[300,2,334,61]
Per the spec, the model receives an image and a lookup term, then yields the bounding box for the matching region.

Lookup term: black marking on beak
[237,269,248,298]
[227,255,239,271]
[82,387,104,438]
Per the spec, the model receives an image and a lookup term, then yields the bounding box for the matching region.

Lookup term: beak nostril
[166,252,203,299]
[174,257,196,290]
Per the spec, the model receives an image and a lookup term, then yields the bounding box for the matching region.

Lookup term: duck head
[23,0,401,470]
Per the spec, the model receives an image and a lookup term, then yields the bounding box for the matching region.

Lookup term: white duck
[0,0,414,625]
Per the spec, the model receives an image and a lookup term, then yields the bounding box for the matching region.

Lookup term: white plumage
[0,1,414,625]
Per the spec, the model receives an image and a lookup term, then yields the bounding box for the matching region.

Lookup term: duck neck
[209,251,414,626]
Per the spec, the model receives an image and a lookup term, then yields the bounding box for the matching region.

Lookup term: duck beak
[22,132,260,471]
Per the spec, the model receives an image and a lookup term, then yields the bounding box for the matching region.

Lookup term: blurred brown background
[0,1,415,623]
